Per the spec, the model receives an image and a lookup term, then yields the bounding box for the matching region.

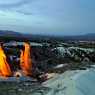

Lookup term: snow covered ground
[41,68,95,95]
[0,68,95,95]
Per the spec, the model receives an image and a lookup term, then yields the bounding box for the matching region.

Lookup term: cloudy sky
[0,0,94,35]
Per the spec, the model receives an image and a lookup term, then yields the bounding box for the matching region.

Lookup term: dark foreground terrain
[0,40,95,95]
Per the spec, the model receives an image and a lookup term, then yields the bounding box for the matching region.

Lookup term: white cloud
[0,0,81,35]
[0,0,21,4]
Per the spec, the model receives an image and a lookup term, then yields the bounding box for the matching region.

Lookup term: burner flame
[0,45,12,77]
[20,42,32,76]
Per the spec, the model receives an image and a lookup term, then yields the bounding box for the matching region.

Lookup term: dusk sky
[0,0,94,35]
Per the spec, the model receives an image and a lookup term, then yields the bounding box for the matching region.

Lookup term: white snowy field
[41,68,95,95]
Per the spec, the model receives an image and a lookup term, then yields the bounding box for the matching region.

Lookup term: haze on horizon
[0,0,94,36]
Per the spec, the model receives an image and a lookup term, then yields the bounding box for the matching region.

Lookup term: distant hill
[0,30,22,37]
[63,33,95,41]
[0,30,95,41]
[0,30,48,42]
[0,30,26,41]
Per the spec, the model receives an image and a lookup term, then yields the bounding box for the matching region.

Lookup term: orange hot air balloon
[20,42,32,76]
[0,45,12,77]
